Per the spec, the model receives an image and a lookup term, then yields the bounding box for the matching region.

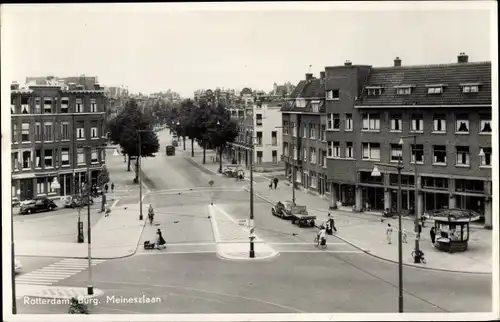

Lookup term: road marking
[278,250,364,253]
[111,199,119,208]
[269,242,346,245]
[136,251,216,256]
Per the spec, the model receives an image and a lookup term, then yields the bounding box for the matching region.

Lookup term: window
[77,148,86,165]
[77,124,85,139]
[91,127,98,138]
[462,84,479,93]
[35,150,42,168]
[293,144,297,159]
[410,114,423,132]
[256,132,262,146]
[427,86,443,94]
[327,114,340,130]
[44,149,53,167]
[34,122,41,142]
[456,146,470,166]
[367,87,382,96]
[362,114,380,131]
[327,142,333,157]
[433,145,447,165]
[480,147,492,166]
[303,147,307,162]
[292,122,297,136]
[345,114,353,131]
[76,98,83,113]
[479,114,492,133]
[12,124,18,143]
[90,99,97,112]
[61,122,70,140]
[11,97,16,113]
[37,178,45,195]
[333,142,340,158]
[12,152,19,171]
[390,144,402,162]
[283,121,289,134]
[411,144,424,164]
[256,114,263,126]
[256,151,263,165]
[433,114,446,133]
[455,114,469,133]
[296,98,306,108]
[61,97,69,113]
[283,142,289,156]
[390,114,402,131]
[311,101,320,113]
[322,150,327,167]
[271,131,277,145]
[309,124,316,139]
[44,98,52,113]
[326,89,339,100]
[310,172,317,188]
[362,143,380,161]
[310,148,316,164]
[21,123,30,142]
[91,148,99,163]
[320,125,326,141]
[396,87,412,95]
[272,150,278,164]
[34,97,41,114]
[345,142,353,158]
[61,148,70,166]
[44,122,53,142]
[22,151,31,169]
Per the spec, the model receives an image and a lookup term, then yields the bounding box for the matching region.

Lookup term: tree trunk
[202,146,206,164]
[135,158,139,182]
[219,147,223,173]
[183,137,186,150]
[191,139,194,157]
[127,154,131,171]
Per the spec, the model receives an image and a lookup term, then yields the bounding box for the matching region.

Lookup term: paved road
[14,129,492,314]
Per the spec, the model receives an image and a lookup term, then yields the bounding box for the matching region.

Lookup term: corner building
[325,54,493,228]
[11,81,107,200]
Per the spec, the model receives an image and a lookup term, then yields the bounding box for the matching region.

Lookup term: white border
[2,2,498,322]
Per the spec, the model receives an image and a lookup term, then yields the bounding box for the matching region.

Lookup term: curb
[245,187,491,275]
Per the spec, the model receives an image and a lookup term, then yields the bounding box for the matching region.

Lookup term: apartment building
[281,73,329,196]
[227,93,253,167]
[325,54,493,228]
[11,79,107,200]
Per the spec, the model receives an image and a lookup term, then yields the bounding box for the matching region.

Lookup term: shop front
[361,186,385,211]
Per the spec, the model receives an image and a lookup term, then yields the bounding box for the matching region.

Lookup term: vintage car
[19,196,58,215]
[166,145,176,156]
[271,200,296,219]
[61,195,94,208]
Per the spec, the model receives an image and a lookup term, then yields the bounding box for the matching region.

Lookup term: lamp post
[137,129,154,221]
[248,132,255,258]
[11,190,18,314]
[399,135,421,263]
[371,157,404,313]
[216,120,224,173]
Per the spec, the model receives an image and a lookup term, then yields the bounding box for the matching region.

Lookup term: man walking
[430,226,436,247]
[105,183,109,194]
[111,182,115,193]
[273,177,279,189]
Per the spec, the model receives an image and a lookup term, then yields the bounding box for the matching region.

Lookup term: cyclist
[316,225,327,247]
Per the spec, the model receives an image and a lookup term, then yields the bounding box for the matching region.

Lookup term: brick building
[281,72,329,196]
[11,79,107,200]
[324,54,492,227]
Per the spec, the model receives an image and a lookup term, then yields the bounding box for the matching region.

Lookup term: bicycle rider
[316,225,327,246]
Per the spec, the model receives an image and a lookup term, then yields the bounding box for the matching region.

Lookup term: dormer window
[427,85,444,94]
[461,83,480,93]
[366,87,382,96]
[296,98,306,108]
[395,86,412,95]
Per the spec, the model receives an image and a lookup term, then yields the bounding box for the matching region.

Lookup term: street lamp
[478,148,485,157]
[372,157,404,313]
[137,129,154,221]
[399,135,422,263]
[248,133,256,258]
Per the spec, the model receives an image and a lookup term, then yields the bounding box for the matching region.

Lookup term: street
[14,129,492,314]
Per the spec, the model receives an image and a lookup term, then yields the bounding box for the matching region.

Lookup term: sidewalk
[16,204,148,259]
[245,181,492,274]
[208,204,278,260]
[105,145,142,197]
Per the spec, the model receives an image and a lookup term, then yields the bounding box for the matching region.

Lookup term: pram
[143,240,155,250]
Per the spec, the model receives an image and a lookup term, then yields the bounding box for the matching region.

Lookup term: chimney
[344,60,352,66]
[305,73,313,81]
[320,71,325,79]
[394,57,402,67]
[11,82,19,90]
[457,52,469,63]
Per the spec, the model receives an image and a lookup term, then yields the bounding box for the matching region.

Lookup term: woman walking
[156,228,166,250]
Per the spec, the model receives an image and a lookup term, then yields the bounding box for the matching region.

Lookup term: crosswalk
[16,258,106,286]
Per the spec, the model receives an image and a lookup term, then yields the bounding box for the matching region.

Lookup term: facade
[325,54,493,227]
[11,79,107,200]
[281,72,329,196]
[226,94,253,167]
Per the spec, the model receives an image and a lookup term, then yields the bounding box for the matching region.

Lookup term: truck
[166,145,175,156]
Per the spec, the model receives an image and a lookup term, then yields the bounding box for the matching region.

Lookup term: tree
[97,166,110,211]
[206,104,239,172]
[108,99,160,178]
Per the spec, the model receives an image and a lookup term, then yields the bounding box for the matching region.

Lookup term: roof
[281,78,325,113]
[357,61,492,106]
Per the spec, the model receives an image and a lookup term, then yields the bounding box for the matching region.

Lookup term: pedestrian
[156,228,166,250]
[111,182,115,193]
[386,223,393,244]
[273,177,279,189]
[402,229,408,243]
[430,227,436,247]
[269,179,273,189]
[325,213,337,234]
[104,203,111,217]
[420,215,426,228]
[105,183,109,194]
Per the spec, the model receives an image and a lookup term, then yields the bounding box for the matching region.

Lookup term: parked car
[19,196,58,214]
[271,200,296,219]
[172,140,178,147]
[61,195,94,208]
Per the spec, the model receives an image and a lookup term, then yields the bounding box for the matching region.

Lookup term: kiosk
[429,208,481,253]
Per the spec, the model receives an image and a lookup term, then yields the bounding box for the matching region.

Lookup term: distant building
[11,77,107,200]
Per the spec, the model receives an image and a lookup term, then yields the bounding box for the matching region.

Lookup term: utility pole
[11,201,16,314]
[86,146,93,295]
[138,132,143,220]
[249,133,255,258]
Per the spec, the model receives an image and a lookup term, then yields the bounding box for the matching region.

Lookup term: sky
[1,2,495,98]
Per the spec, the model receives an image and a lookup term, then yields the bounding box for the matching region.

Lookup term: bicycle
[411,250,426,264]
[314,235,327,249]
